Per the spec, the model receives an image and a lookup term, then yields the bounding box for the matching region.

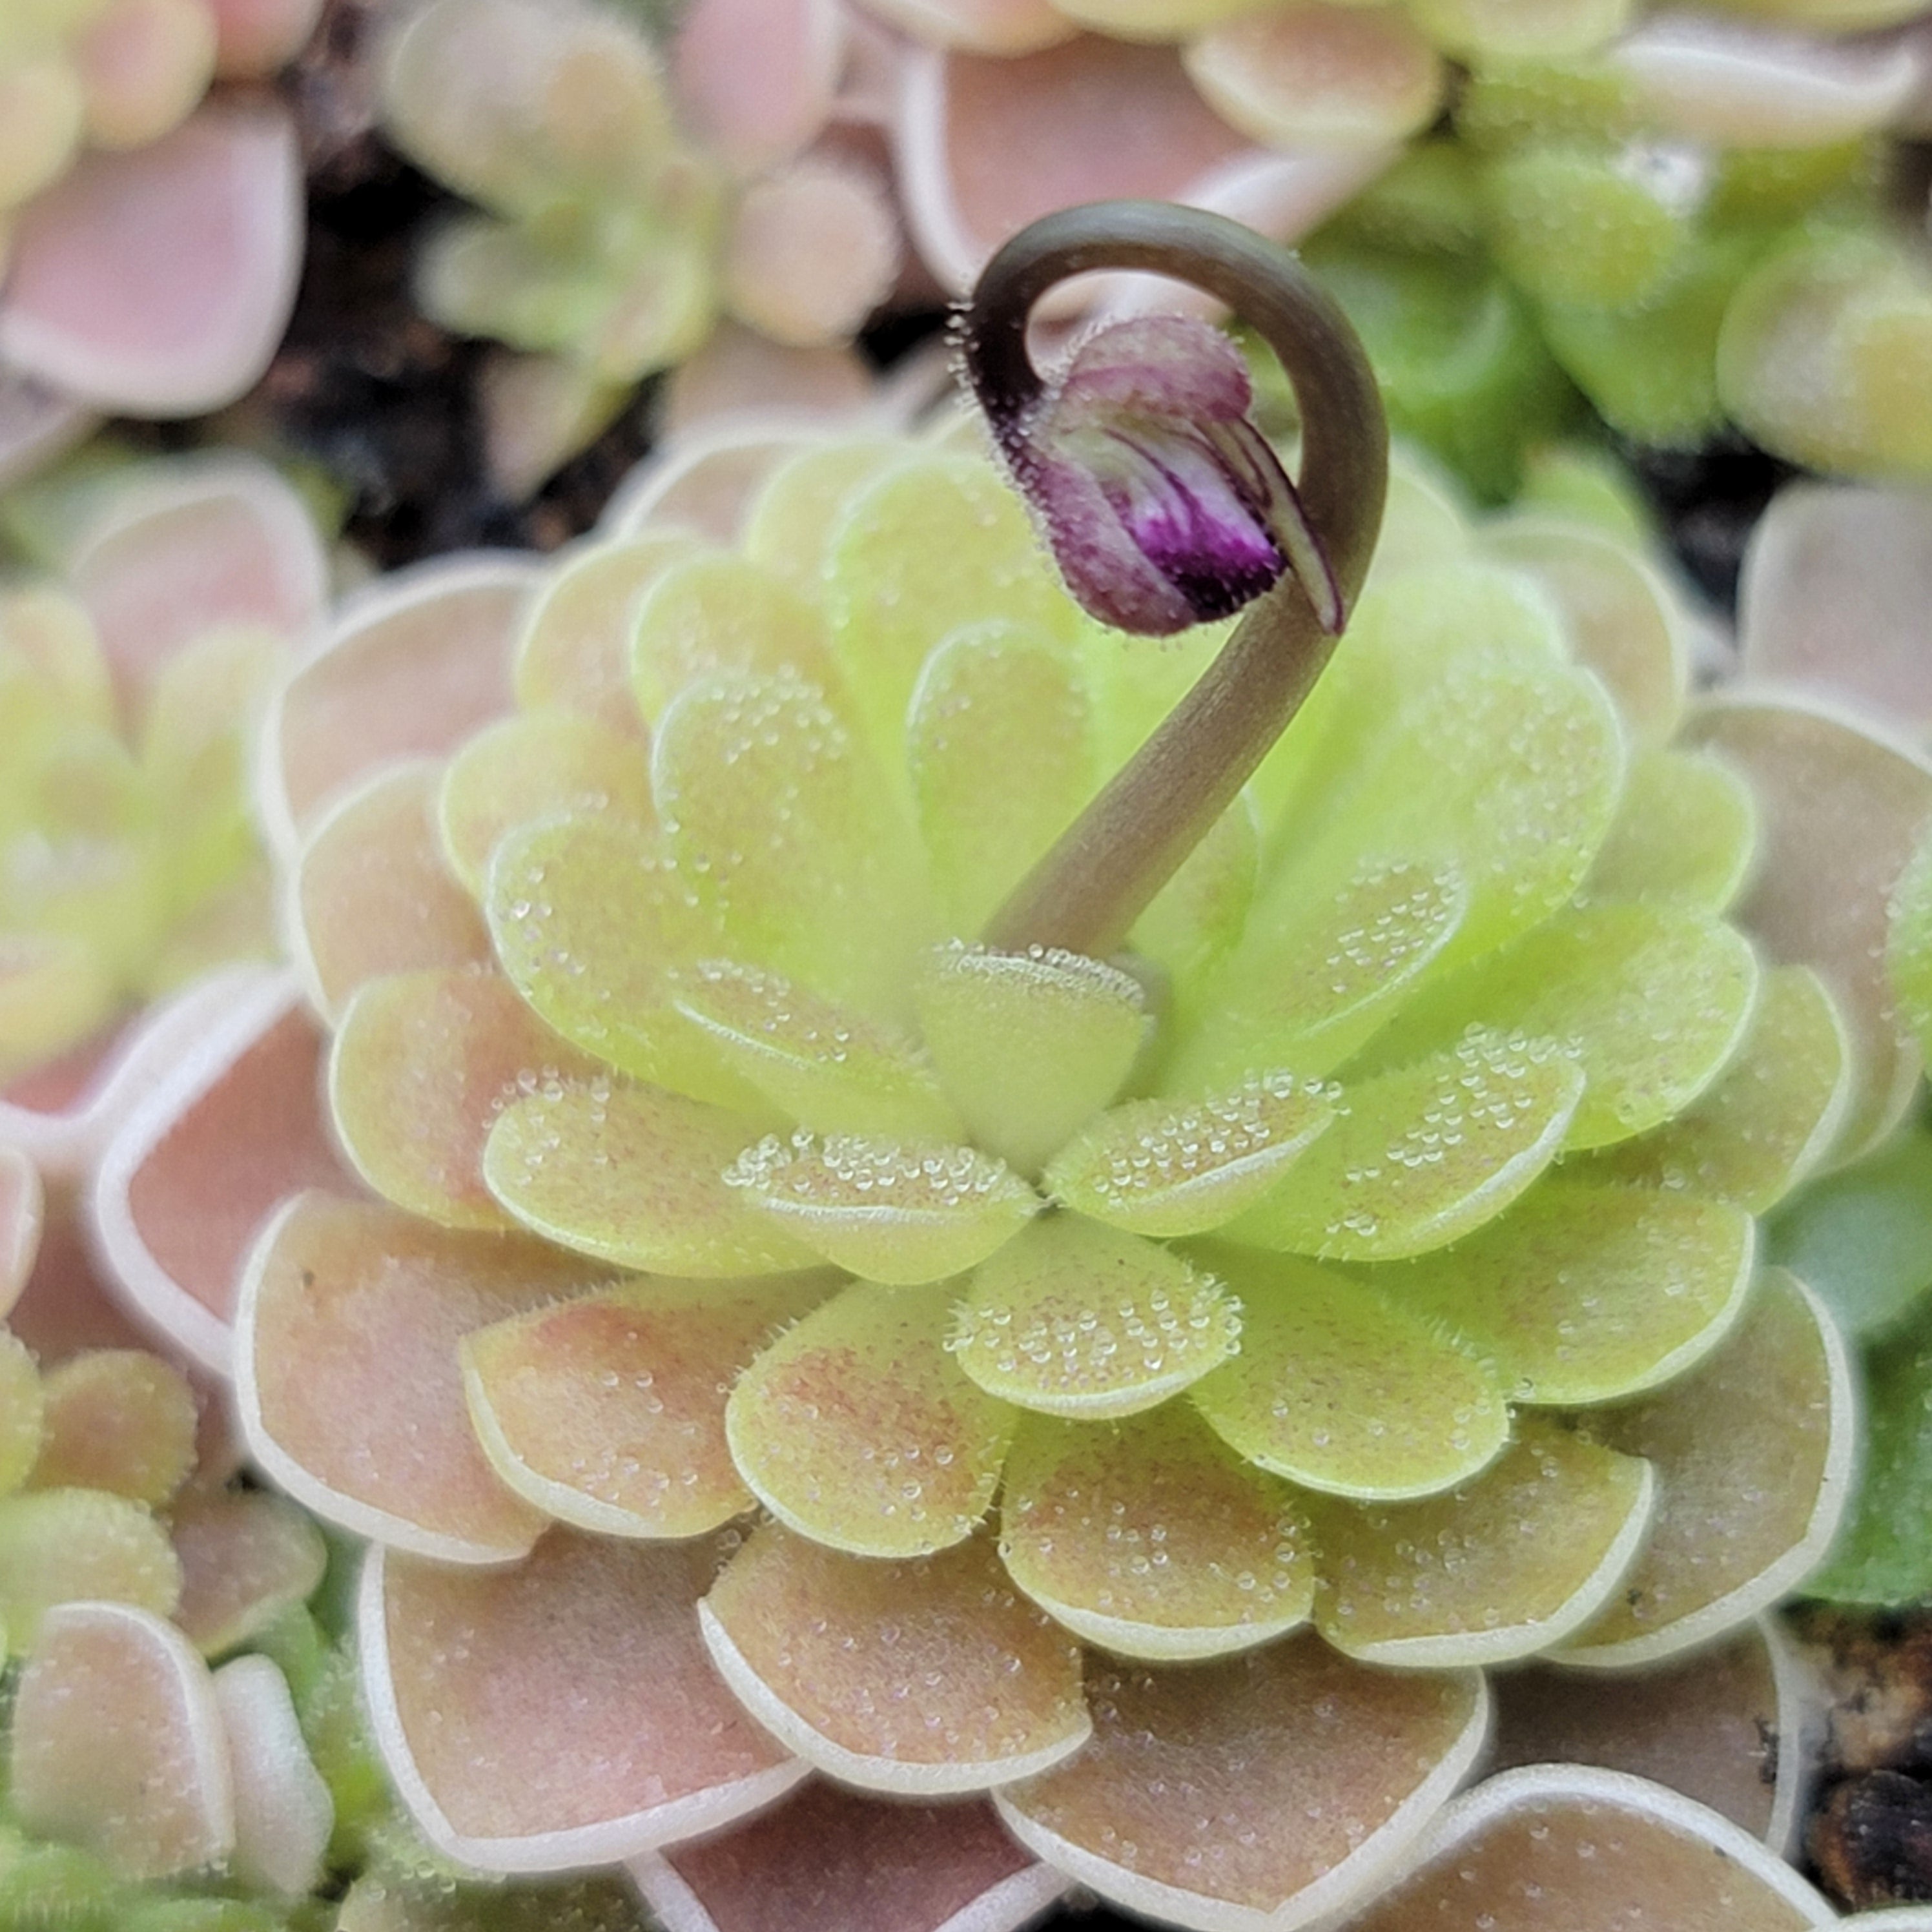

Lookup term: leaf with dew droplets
[484,1079,815,1277]
[1386,1180,1755,1408]
[1164,856,1467,1094]
[331,969,602,1231]
[1585,746,1758,911]
[654,671,936,1017]
[728,1279,1016,1556]
[27,1348,198,1504]
[1889,822,1932,1064]
[462,1271,834,1539]
[486,812,748,1104]
[672,957,960,1140]
[0,1486,182,1653]
[1307,1416,1654,1667]
[631,552,843,724]
[905,620,1099,936]
[741,437,910,603]
[0,1328,45,1495]
[438,710,653,898]
[996,1633,1487,1931]
[913,944,1149,1179]
[1044,1074,1335,1239]
[724,1131,1039,1284]
[170,1488,327,1656]
[1357,900,1759,1151]
[1000,1403,1315,1661]
[1221,1031,1583,1261]
[951,1215,1240,1419]
[1584,965,1849,1215]
[700,1521,1090,1794]
[1561,1268,1853,1667]
[1191,1248,1509,1500]
[512,529,699,731]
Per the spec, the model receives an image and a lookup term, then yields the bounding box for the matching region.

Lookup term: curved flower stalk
[0,0,312,452]
[376,0,909,499]
[85,206,1876,1931]
[880,0,1932,495]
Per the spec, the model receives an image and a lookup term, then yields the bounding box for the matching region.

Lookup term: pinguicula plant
[878,0,1932,498]
[76,200,1895,1931]
[375,0,906,498]
[0,0,313,473]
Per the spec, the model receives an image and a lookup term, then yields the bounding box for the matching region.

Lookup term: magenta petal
[0,101,303,415]
[896,37,1247,294]
[634,1781,1068,1932]
[361,1532,805,1871]
[91,971,353,1374]
[673,0,844,173]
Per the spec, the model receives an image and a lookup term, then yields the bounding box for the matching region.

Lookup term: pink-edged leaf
[9,1601,234,1882]
[362,1530,804,1871]
[207,0,326,74]
[262,552,539,854]
[291,763,493,1017]
[91,971,353,1374]
[1491,1618,1806,1853]
[0,365,97,491]
[0,101,302,415]
[1738,483,1932,735]
[1689,693,1932,1161]
[658,326,896,442]
[854,0,1075,53]
[235,1191,599,1562]
[673,0,844,172]
[10,1185,163,1362]
[59,451,327,712]
[1341,1765,1834,1932]
[171,1484,329,1654]
[601,417,841,544]
[997,1635,1488,1931]
[0,963,262,1182]
[700,1521,1091,1794]
[212,1654,333,1897]
[633,1780,1069,1932]
[723,153,902,349]
[896,38,1247,294]
[0,1141,43,1319]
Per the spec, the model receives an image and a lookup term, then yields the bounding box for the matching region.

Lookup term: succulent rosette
[75,207,1879,1932]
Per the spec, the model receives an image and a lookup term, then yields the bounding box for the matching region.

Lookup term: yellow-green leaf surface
[951,1215,1242,1418]
[1585,747,1757,910]
[462,1274,832,1539]
[1044,1074,1335,1239]
[1309,1419,1654,1665]
[437,710,652,896]
[741,437,908,601]
[1889,823,1932,1059]
[28,1351,198,1505]
[1000,1404,1315,1660]
[486,812,743,1100]
[1389,1182,1755,1407]
[671,958,959,1140]
[906,622,1098,935]
[726,1280,1015,1557]
[0,1329,45,1495]
[331,969,598,1231]
[1587,965,1849,1214]
[484,1079,814,1275]
[913,945,1149,1177]
[1360,901,1758,1151]
[1166,857,1468,1093]
[1191,1249,1509,1498]
[723,1132,1039,1284]
[823,454,1076,772]
[0,1488,181,1654]
[653,672,934,1016]
[630,554,841,723]
[1223,1032,1583,1260]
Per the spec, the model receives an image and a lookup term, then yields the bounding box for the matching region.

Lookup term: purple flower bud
[989,314,1341,637]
